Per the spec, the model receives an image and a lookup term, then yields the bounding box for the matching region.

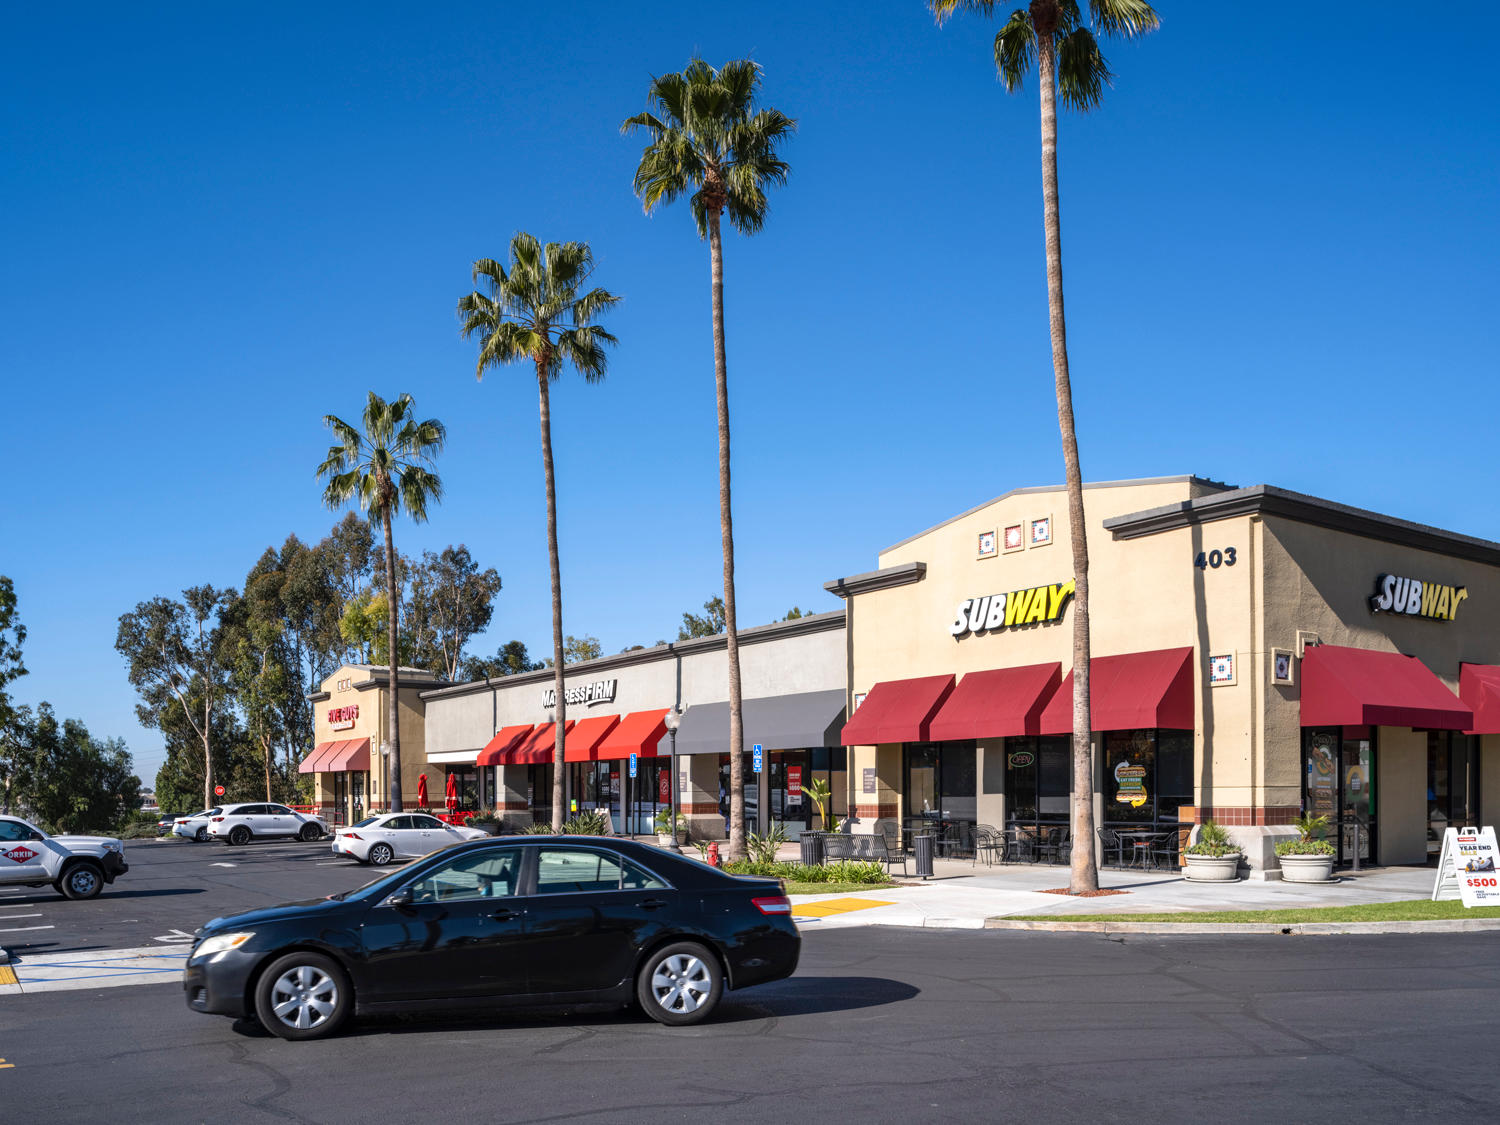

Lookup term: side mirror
[384,890,414,909]
[30,830,46,841]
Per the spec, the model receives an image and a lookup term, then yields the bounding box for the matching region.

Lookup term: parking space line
[0,925,53,934]
[0,914,42,920]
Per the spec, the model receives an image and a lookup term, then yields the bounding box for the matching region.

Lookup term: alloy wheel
[268,965,339,1032]
[649,953,712,1014]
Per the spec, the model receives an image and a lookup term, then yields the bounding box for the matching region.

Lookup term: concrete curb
[985,918,1500,935]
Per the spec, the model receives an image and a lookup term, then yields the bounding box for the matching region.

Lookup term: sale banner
[1433,826,1500,906]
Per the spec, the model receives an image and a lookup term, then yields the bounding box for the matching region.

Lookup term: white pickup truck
[0,814,128,899]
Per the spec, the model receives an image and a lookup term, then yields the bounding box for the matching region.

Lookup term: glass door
[1303,728,1376,865]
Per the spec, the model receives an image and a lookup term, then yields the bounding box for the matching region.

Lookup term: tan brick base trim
[495,800,529,811]
[682,802,721,815]
[855,803,898,820]
[1194,806,1301,826]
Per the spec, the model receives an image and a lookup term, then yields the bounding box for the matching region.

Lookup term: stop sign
[214,785,225,796]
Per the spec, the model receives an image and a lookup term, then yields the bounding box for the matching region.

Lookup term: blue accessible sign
[752,744,763,773]
[628,752,637,778]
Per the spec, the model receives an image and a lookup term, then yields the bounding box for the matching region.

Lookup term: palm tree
[317,392,445,814]
[457,233,619,831]
[623,59,794,861]
[930,0,1159,894]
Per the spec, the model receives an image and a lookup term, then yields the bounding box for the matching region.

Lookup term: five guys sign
[328,704,359,730]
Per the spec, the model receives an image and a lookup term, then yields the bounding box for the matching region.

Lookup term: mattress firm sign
[950,580,1075,638]
[541,679,618,709]
[1369,573,1467,622]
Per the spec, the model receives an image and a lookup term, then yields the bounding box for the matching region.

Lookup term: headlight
[195,932,255,957]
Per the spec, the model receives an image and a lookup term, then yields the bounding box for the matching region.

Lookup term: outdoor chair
[972,824,1003,867]
[1004,825,1036,864]
[1036,827,1070,865]
[1149,830,1181,873]
[1097,827,1126,868]
[876,824,910,876]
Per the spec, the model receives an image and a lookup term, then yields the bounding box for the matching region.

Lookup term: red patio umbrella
[444,770,458,812]
[417,773,428,809]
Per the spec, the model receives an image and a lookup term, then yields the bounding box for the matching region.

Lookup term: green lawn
[785,880,898,896]
[1004,899,1500,924]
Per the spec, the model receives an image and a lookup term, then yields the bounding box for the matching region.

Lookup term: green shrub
[562,810,611,835]
[1276,837,1336,857]
[721,859,888,885]
[1184,820,1240,857]
[520,822,554,834]
[746,822,789,864]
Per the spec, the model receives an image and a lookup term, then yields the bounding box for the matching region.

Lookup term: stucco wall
[1377,727,1427,865]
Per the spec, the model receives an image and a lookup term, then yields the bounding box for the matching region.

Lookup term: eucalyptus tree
[457,233,619,830]
[623,59,795,859]
[317,392,445,813]
[930,0,1159,893]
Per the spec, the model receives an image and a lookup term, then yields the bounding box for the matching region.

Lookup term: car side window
[533,849,667,894]
[413,816,444,830]
[386,816,412,830]
[238,806,265,816]
[269,805,292,815]
[405,850,519,904]
[0,820,30,842]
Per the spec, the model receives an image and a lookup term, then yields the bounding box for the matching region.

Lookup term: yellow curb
[792,897,894,918]
[0,965,17,987]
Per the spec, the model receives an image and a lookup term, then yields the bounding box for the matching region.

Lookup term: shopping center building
[824,475,1500,871]
[419,612,848,838]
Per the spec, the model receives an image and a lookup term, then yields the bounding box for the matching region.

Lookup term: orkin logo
[4,846,37,864]
[950,580,1075,638]
[542,679,618,709]
[1369,574,1468,622]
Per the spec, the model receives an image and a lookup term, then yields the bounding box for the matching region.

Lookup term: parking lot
[0,835,378,958]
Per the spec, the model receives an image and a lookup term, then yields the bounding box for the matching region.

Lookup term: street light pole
[380,741,390,813]
[663,708,682,853]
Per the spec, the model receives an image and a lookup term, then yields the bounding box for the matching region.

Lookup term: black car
[184,835,799,1040]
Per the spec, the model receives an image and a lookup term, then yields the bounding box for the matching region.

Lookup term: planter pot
[470,821,501,836]
[1183,853,1242,882]
[1278,852,1337,883]
[656,833,677,848]
[800,832,826,867]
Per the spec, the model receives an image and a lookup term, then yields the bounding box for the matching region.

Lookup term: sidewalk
[784,855,1453,931]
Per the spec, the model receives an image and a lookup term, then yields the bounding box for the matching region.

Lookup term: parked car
[173,809,221,842]
[184,835,798,1040]
[331,812,489,865]
[0,815,129,899]
[157,813,190,837]
[207,804,328,846]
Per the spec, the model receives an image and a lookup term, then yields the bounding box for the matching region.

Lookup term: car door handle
[488,908,521,921]
[640,898,669,910]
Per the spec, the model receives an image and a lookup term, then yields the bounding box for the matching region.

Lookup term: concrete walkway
[787,857,1450,931]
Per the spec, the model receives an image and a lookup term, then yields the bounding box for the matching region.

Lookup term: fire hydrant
[707,841,721,868]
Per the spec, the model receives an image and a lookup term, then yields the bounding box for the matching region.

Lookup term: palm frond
[395,465,443,523]
[994,10,1035,93]
[928,0,1000,27]
[1090,0,1159,39]
[1056,27,1112,112]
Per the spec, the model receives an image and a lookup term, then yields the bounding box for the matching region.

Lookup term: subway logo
[950,580,1075,638]
[1369,573,1468,622]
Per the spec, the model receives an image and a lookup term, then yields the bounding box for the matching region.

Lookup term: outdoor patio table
[1115,829,1159,869]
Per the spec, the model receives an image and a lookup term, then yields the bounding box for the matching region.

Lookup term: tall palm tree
[930,0,1159,894]
[317,391,445,814]
[623,59,794,861]
[457,233,619,831]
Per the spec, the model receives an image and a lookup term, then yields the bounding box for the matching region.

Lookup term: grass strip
[785,880,898,896]
[1004,899,1500,924]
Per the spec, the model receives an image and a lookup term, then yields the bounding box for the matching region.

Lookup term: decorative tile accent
[1030,515,1053,547]
[1003,524,1024,553]
[1208,653,1237,686]
[977,529,998,559]
[1271,647,1294,686]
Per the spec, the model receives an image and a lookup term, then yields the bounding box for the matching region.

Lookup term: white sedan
[331,813,489,865]
[173,809,222,842]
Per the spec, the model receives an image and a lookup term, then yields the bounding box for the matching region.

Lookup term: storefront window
[903,742,978,826]
[1427,732,1479,861]
[444,766,478,811]
[1301,727,1378,865]
[1005,736,1070,829]
[807,747,848,830]
[1103,730,1192,827]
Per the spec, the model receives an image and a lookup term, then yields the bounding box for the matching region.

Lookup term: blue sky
[4,3,1497,784]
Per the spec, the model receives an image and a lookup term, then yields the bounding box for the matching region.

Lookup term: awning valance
[564,715,623,762]
[1461,664,1500,735]
[325,738,371,772]
[1302,645,1470,730]
[299,739,356,775]
[510,721,574,765]
[427,748,483,765]
[596,710,669,760]
[477,724,534,767]
[674,690,848,756]
[1038,647,1194,735]
[928,663,1062,742]
[840,675,956,746]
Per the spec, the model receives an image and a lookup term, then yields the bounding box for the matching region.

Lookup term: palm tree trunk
[1036,25,1098,895]
[202,711,212,813]
[708,209,747,862]
[382,503,403,813]
[537,365,567,831]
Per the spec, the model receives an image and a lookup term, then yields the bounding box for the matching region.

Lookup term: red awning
[325,737,371,772]
[596,709,669,760]
[510,721,574,765]
[563,715,623,762]
[1302,645,1471,730]
[1038,647,1195,735]
[299,740,349,775]
[1461,664,1500,735]
[928,663,1063,741]
[840,675,956,745]
[477,724,534,767]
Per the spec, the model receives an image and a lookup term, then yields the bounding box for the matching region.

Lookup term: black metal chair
[877,823,909,876]
[972,824,1003,867]
[1004,825,1037,864]
[1097,826,1126,868]
[1036,827,1070,865]
[1149,829,1181,872]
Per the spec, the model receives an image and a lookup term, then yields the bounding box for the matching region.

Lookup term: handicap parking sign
[752,744,762,773]
[628,752,637,778]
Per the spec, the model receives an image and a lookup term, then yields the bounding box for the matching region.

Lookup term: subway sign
[950,580,1075,638]
[1369,574,1468,622]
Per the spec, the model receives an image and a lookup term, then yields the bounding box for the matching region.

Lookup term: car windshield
[350,817,380,828]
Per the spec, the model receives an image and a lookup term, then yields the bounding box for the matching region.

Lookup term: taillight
[752,896,792,916]
[211,817,225,822]
[345,832,361,840]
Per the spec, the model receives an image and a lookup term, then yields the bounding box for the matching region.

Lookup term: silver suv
[207,804,328,846]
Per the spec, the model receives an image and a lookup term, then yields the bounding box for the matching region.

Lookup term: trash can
[800,832,825,867]
[913,832,935,879]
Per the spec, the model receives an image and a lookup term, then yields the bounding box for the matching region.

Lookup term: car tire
[253,951,353,1041]
[299,823,321,842]
[57,862,104,901]
[636,942,723,1027]
[194,826,209,842]
[367,843,394,867]
[228,826,251,847]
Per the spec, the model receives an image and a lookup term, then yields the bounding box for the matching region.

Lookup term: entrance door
[1302,729,1376,865]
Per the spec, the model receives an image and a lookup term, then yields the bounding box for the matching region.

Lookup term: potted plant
[653,807,685,848]
[466,809,502,836]
[1182,820,1242,882]
[1276,812,1337,883]
[799,777,835,865]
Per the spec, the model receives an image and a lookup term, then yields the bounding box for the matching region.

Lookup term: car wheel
[636,942,722,1027]
[58,862,104,901]
[254,952,352,1041]
[299,823,321,842]
[195,826,209,842]
[367,843,394,867]
[228,825,251,846]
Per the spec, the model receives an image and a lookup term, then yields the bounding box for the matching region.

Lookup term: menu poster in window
[610,771,620,796]
[787,765,803,802]
[658,771,670,804]
[1432,826,1500,907]
[1306,733,1336,818]
[1113,760,1149,808]
[862,767,877,795]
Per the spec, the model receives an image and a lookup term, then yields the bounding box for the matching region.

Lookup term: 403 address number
[1194,548,1237,570]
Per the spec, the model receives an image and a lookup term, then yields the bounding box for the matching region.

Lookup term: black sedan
[184,835,799,1040]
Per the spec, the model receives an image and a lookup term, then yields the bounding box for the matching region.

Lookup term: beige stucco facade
[827,475,1500,870]
[307,664,437,823]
